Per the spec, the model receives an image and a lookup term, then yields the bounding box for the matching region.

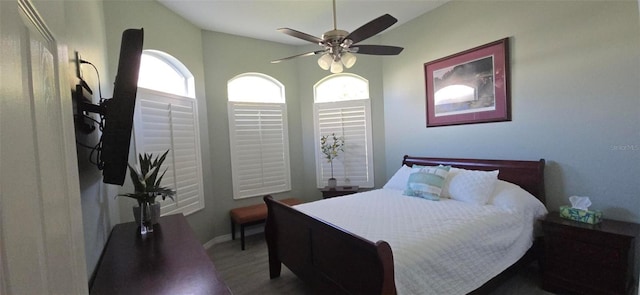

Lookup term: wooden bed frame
[264,156,546,295]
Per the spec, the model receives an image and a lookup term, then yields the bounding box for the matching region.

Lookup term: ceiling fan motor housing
[322,29,349,43]
[322,29,352,56]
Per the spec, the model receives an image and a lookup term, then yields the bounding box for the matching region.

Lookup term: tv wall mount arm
[74,82,114,134]
[72,52,112,134]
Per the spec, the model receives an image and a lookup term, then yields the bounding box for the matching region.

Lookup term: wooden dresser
[90,214,231,294]
[541,213,639,295]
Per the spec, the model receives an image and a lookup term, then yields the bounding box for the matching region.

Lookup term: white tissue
[569,196,592,211]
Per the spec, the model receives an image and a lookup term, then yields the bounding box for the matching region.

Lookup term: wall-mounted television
[74,28,144,185]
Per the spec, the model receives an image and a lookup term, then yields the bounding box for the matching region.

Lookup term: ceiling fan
[271,0,404,73]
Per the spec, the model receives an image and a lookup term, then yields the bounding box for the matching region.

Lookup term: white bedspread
[294,188,542,295]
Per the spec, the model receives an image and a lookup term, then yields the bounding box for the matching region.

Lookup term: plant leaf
[155,167,168,188]
[123,149,175,203]
[157,150,169,167]
[127,163,146,193]
[146,165,160,188]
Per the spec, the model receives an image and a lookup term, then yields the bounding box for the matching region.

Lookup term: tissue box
[559,206,602,224]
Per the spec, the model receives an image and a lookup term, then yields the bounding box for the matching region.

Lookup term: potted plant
[320,133,344,188]
[118,150,175,235]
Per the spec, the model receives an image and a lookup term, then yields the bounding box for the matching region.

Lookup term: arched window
[133,50,204,216]
[227,73,291,199]
[228,73,285,103]
[314,74,369,103]
[313,74,374,188]
[138,50,195,97]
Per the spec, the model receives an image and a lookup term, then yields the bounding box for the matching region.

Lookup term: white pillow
[447,169,499,205]
[382,165,412,190]
[489,180,547,218]
[440,167,462,198]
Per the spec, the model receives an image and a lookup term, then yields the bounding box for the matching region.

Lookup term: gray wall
[55,0,115,279]
[102,0,215,242]
[380,1,640,223]
[200,30,305,238]
[198,30,389,238]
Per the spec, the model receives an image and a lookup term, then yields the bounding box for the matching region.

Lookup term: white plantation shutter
[228,102,291,199]
[133,88,205,215]
[314,74,373,188]
[314,100,374,188]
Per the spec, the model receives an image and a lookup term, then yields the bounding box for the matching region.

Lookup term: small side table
[320,186,360,199]
[540,213,639,295]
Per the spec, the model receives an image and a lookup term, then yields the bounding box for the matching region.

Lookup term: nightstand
[320,186,360,199]
[540,213,639,295]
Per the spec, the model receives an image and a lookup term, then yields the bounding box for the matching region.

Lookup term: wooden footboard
[264,195,396,295]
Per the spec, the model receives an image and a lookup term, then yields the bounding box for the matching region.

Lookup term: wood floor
[208,233,556,295]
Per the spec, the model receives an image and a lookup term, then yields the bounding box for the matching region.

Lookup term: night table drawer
[545,234,626,268]
[543,221,632,249]
[541,213,639,295]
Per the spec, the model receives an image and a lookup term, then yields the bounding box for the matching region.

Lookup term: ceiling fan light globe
[318,54,332,70]
[330,60,344,73]
[342,52,357,68]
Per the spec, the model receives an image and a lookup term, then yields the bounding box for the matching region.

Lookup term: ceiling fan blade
[277,28,324,44]
[352,45,404,55]
[271,50,325,63]
[345,14,398,44]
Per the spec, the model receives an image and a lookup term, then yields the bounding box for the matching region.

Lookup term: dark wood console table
[90,214,231,294]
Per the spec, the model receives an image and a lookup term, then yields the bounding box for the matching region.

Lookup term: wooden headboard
[402,155,546,204]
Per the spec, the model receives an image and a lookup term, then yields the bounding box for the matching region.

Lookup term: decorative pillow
[383,165,413,190]
[447,169,499,205]
[403,165,450,201]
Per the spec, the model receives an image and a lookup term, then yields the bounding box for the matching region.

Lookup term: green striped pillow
[403,165,451,201]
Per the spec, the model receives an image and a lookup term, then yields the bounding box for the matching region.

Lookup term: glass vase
[139,201,153,235]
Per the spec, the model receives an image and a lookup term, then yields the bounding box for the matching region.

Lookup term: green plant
[118,150,176,206]
[320,133,344,178]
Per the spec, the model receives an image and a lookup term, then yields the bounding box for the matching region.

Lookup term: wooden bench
[230,198,302,250]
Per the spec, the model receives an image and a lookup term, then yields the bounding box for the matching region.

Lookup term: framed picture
[424,38,510,127]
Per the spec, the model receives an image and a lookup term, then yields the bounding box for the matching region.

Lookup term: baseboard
[203,234,231,249]
[203,226,264,250]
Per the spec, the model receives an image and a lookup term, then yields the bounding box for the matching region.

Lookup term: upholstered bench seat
[230,198,302,250]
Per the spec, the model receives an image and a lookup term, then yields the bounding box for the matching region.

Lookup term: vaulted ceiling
[157,0,448,45]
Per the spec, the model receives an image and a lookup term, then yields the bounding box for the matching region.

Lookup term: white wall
[381,0,640,224]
